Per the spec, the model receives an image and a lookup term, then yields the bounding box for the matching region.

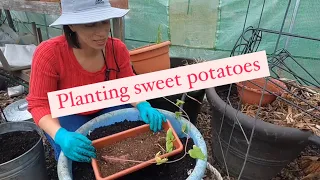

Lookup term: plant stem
[163,132,190,164]
[102,157,145,163]
[162,96,192,123]
[185,93,202,105]
[161,95,193,162]
[156,143,166,153]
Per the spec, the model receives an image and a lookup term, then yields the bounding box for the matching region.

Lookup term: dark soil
[71,120,197,180]
[0,130,40,164]
[96,130,167,178]
[87,120,146,140]
[215,84,240,108]
[118,138,195,180]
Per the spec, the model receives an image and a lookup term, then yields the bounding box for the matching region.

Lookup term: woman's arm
[130,101,143,107]
[27,41,96,162]
[26,41,61,139]
[38,115,61,138]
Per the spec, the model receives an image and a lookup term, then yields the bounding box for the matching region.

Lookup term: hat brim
[49,7,130,27]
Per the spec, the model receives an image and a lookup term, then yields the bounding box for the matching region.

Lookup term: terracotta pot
[91,120,183,180]
[110,0,128,9]
[39,0,60,2]
[129,41,171,74]
[235,78,287,106]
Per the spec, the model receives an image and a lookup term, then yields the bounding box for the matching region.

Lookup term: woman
[26,0,166,163]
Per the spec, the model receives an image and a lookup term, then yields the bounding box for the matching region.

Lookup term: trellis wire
[215,0,320,179]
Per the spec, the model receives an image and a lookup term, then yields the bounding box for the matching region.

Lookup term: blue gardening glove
[136,101,167,132]
[54,128,96,162]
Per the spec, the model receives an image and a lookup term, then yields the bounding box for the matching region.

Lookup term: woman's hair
[63,25,81,49]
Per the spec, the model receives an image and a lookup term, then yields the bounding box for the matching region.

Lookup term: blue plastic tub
[57,108,207,180]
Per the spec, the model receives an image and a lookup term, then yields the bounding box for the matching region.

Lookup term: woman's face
[69,20,111,50]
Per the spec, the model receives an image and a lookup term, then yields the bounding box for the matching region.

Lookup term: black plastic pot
[0,121,48,180]
[147,57,206,124]
[205,85,320,180]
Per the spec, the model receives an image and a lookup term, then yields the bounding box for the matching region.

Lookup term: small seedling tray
[91,120,183,180]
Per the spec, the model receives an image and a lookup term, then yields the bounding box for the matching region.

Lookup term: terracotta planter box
[129,41,171,75]
[91,120,183,180]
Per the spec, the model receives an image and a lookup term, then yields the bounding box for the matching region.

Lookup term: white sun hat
[49,0,130,27]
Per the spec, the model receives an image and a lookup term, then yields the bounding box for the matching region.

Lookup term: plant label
[48,50,270,118]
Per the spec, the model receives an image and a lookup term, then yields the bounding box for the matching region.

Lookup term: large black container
[0,121,49,180]
[147,57,206,124]
[205,84,320,180]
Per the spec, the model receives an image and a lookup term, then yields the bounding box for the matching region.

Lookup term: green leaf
[166,128,175,153]
[166,128,175,142]
[166,141,173,153]
[188,145,206,160]
[182,123,187,133]
[156,158,168,165]
[175,111,182,119]
[155,151,168,165]
[175,99,185,107]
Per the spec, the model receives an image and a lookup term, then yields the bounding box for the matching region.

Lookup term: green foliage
[155,151,168,165]
[166,128,175,153]
[188,145,206,160]
[175,111,183,119]
[182,123,187,133]
[175,99,185,107]
[156,24,162,44]
[166,141,174,153]
[151,93,207,166]
[175,99,185,119]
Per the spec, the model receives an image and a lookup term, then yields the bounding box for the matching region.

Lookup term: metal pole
[278,0,301,77]
[4,10,15,32]
[285,0,301,49]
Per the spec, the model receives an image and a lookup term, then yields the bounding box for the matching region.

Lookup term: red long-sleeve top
[26,35,135,125]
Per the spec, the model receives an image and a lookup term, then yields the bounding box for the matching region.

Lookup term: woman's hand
[54,127,96,162]
[136,101,167,132]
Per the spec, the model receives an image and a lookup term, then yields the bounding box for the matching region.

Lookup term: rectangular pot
[91,120,184,180]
